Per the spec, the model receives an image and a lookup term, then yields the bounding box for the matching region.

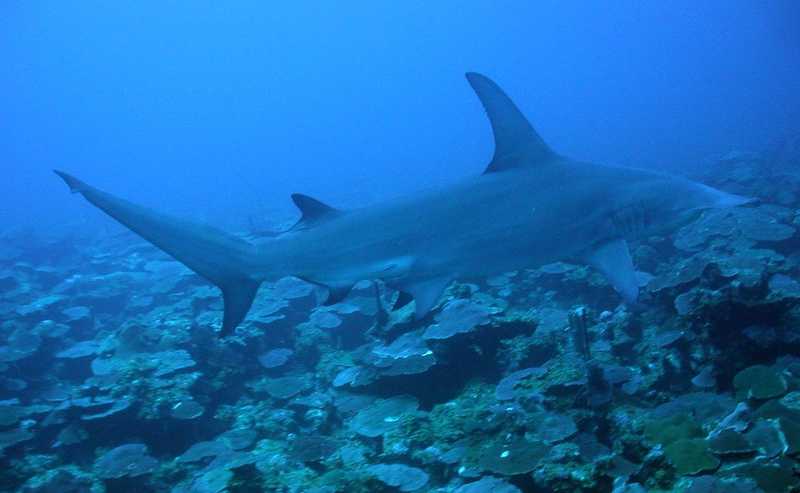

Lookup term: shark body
[56,73,749,335]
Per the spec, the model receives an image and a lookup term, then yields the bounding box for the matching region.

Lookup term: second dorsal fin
[290,193,340,230]
[466,72,556,174]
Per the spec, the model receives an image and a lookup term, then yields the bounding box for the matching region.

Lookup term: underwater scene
[3,3,800,493]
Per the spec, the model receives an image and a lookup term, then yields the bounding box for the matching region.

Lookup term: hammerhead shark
[55,73,749,335]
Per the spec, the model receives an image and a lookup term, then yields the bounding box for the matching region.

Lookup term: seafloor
[3,151,800,492]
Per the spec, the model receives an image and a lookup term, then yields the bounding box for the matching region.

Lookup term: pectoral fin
[585,239,639,304]
[401,277,452,319]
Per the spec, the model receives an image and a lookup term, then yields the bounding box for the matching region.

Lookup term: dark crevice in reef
[703,300,799,390]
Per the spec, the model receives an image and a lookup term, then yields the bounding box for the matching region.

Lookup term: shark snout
[716,191,755,208]
[695,183,754,209]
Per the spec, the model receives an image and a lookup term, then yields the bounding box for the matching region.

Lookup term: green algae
[733,365,788,400]
[663,438,719,476]
[644,414,703,447]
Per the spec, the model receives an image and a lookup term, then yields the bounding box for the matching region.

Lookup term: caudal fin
[55,170,260,336]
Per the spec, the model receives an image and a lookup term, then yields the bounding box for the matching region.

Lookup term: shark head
[579,169,753,305]
[668,177,752,225]
[615,171,753,239]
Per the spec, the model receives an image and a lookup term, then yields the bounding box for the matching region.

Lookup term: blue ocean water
[1,2,800,492]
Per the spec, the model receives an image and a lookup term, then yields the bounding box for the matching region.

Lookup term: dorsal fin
[465,72,556,174]
[290,193,340,230]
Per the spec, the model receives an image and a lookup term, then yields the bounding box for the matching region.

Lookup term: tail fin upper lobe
[55,170,260,336]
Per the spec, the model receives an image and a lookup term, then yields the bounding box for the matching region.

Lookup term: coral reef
[1,150,800,491]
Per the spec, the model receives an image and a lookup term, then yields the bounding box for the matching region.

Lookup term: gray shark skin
[55,72,750,336]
